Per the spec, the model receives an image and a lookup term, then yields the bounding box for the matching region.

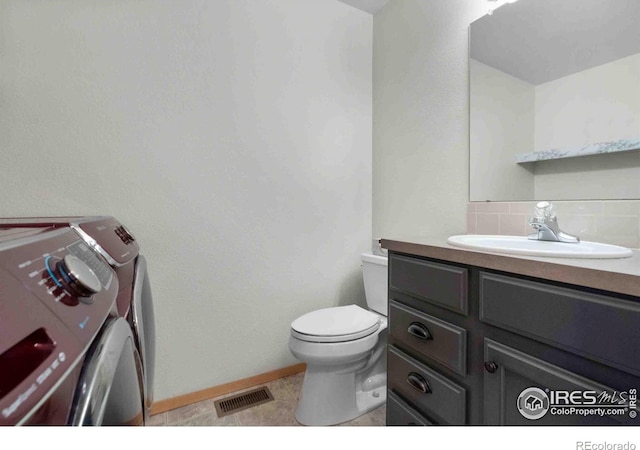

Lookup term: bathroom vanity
[381,236,640,426]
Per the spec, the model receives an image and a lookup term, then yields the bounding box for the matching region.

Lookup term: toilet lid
[291,305,381,343]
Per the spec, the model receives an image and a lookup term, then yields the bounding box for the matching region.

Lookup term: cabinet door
[484,339,636,426]
[480,271,640,376]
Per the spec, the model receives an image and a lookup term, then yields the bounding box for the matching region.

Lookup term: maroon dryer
[0,224,139,424]
[0,217,155,425]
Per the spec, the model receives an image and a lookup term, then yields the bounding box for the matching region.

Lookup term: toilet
[288,252,388,426]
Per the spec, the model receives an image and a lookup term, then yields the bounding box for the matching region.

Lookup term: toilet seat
[291,305,381,343]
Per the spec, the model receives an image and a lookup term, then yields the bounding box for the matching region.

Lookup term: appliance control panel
[0,228,118,344]
[73,216,140,266]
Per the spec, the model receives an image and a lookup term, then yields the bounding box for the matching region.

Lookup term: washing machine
[0,223,144,425]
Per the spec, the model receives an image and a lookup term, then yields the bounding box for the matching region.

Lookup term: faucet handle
[534,201,556,220]
[528,201,580,243]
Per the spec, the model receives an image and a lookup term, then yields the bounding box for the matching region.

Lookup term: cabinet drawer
[388,346,466,425]
[480,271,640,376]
[389,254,468,315]
[387,391,433,426]
[390,300,467,375]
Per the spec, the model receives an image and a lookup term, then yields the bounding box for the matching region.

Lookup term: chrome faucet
[528,201,580,243]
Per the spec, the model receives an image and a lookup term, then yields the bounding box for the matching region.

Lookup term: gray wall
[373,0,486,239]
[1,0,373,401]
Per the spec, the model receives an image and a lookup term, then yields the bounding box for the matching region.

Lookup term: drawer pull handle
[408,322,432,340]
[407,372,431,394]
[484,361,499,374]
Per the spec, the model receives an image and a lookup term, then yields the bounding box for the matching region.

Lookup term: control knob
[58,255,102,297]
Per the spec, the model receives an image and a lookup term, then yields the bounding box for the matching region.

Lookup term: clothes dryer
[0,224,144,425]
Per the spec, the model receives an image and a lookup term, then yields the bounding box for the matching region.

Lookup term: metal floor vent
[214,386,274,417]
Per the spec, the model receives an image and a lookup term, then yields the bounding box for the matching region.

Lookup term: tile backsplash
[467,200,640,249]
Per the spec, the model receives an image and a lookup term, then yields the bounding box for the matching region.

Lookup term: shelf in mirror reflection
[516,137,640,164]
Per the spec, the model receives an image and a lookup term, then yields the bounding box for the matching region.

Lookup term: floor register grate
[214,386,274,417]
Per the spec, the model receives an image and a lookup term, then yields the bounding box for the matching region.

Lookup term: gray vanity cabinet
[386,251,640,426]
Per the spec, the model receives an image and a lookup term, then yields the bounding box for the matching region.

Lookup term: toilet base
[295,366,386,426]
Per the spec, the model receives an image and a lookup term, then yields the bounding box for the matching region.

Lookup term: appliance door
[69,317,144,426]
[131,255,155,420]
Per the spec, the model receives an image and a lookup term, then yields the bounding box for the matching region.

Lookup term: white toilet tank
[361,252,388,316]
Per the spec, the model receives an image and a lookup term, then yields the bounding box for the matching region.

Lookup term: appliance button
[58,255,102,297]
[115,225,135,244]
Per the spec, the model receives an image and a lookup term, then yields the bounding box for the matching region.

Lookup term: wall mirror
[469,0,640,202]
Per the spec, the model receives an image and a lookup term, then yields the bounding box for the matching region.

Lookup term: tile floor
[147,371,386,426]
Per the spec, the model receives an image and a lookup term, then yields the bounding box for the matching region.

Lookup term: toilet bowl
[288,252,388,426]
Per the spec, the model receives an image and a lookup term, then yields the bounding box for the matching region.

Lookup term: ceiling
[337,0,391,15]
[470,0,640,85]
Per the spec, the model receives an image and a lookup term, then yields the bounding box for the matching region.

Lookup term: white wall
[1,0,372,401]
[372,0,486,239]
[470,59,535,202]
[535,53,640,151]
[534,53,640,200]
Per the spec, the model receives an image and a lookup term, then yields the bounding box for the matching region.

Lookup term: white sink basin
[447,235,633,259]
